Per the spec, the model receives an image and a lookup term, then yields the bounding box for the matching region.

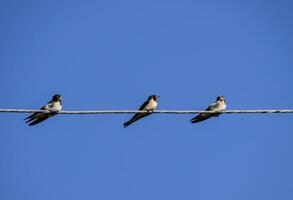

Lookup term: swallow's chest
[49,101,62,111]
[145,99,157,110]
[215,102,226,111]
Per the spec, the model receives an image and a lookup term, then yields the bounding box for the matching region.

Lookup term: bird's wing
[28,115,50,126]
[190,103,216,123]
[206,102,217,111]
[24,103,49,120]
[123,100,151,127]
[138,100,149,110]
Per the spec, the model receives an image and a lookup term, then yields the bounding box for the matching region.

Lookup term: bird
[190,96,227,123]
[124,95,159,128]
[25,94,62,126]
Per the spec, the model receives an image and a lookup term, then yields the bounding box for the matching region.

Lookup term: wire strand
[0,109,293,114]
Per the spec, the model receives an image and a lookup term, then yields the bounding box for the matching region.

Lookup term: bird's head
[52,94,62,102]
[148,95,160,102]
[216,96,225,102]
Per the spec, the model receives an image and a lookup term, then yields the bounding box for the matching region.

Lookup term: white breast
[50,101,62,112]
[144,99,157,110]
[215,101,226,112]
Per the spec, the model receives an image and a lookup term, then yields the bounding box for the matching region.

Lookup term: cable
[0,109,293,114]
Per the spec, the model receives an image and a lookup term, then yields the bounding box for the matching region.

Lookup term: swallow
[190,96,226,123]
[124,95,159,128]
[25,94,62,126]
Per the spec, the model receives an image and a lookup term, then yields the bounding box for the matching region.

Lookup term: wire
[0,109,293,114]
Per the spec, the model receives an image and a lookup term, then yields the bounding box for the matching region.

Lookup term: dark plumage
[124,95,159,128]
[25,94,62,126]
[190,96,227,124]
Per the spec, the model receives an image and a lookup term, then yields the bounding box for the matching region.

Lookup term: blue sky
[1,0,293,199]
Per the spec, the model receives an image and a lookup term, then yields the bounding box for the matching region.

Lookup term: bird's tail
[190,117,206,123]
[123,113,150,128]
[123,121,132,128]
[190,114,211,123]
[123,116,139,128]
[28,117,49,126]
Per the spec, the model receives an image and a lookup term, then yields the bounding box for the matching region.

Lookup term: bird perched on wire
[25,94,62,126]
[124,95,159,128]
[190,96,227,123]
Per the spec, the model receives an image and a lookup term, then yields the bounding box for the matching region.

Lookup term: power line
[0,109,293,114]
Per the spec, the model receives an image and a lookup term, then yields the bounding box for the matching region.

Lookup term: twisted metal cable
[0,109,293,114]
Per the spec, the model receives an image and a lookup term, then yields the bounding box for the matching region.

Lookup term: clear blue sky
[1,0,293,199]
